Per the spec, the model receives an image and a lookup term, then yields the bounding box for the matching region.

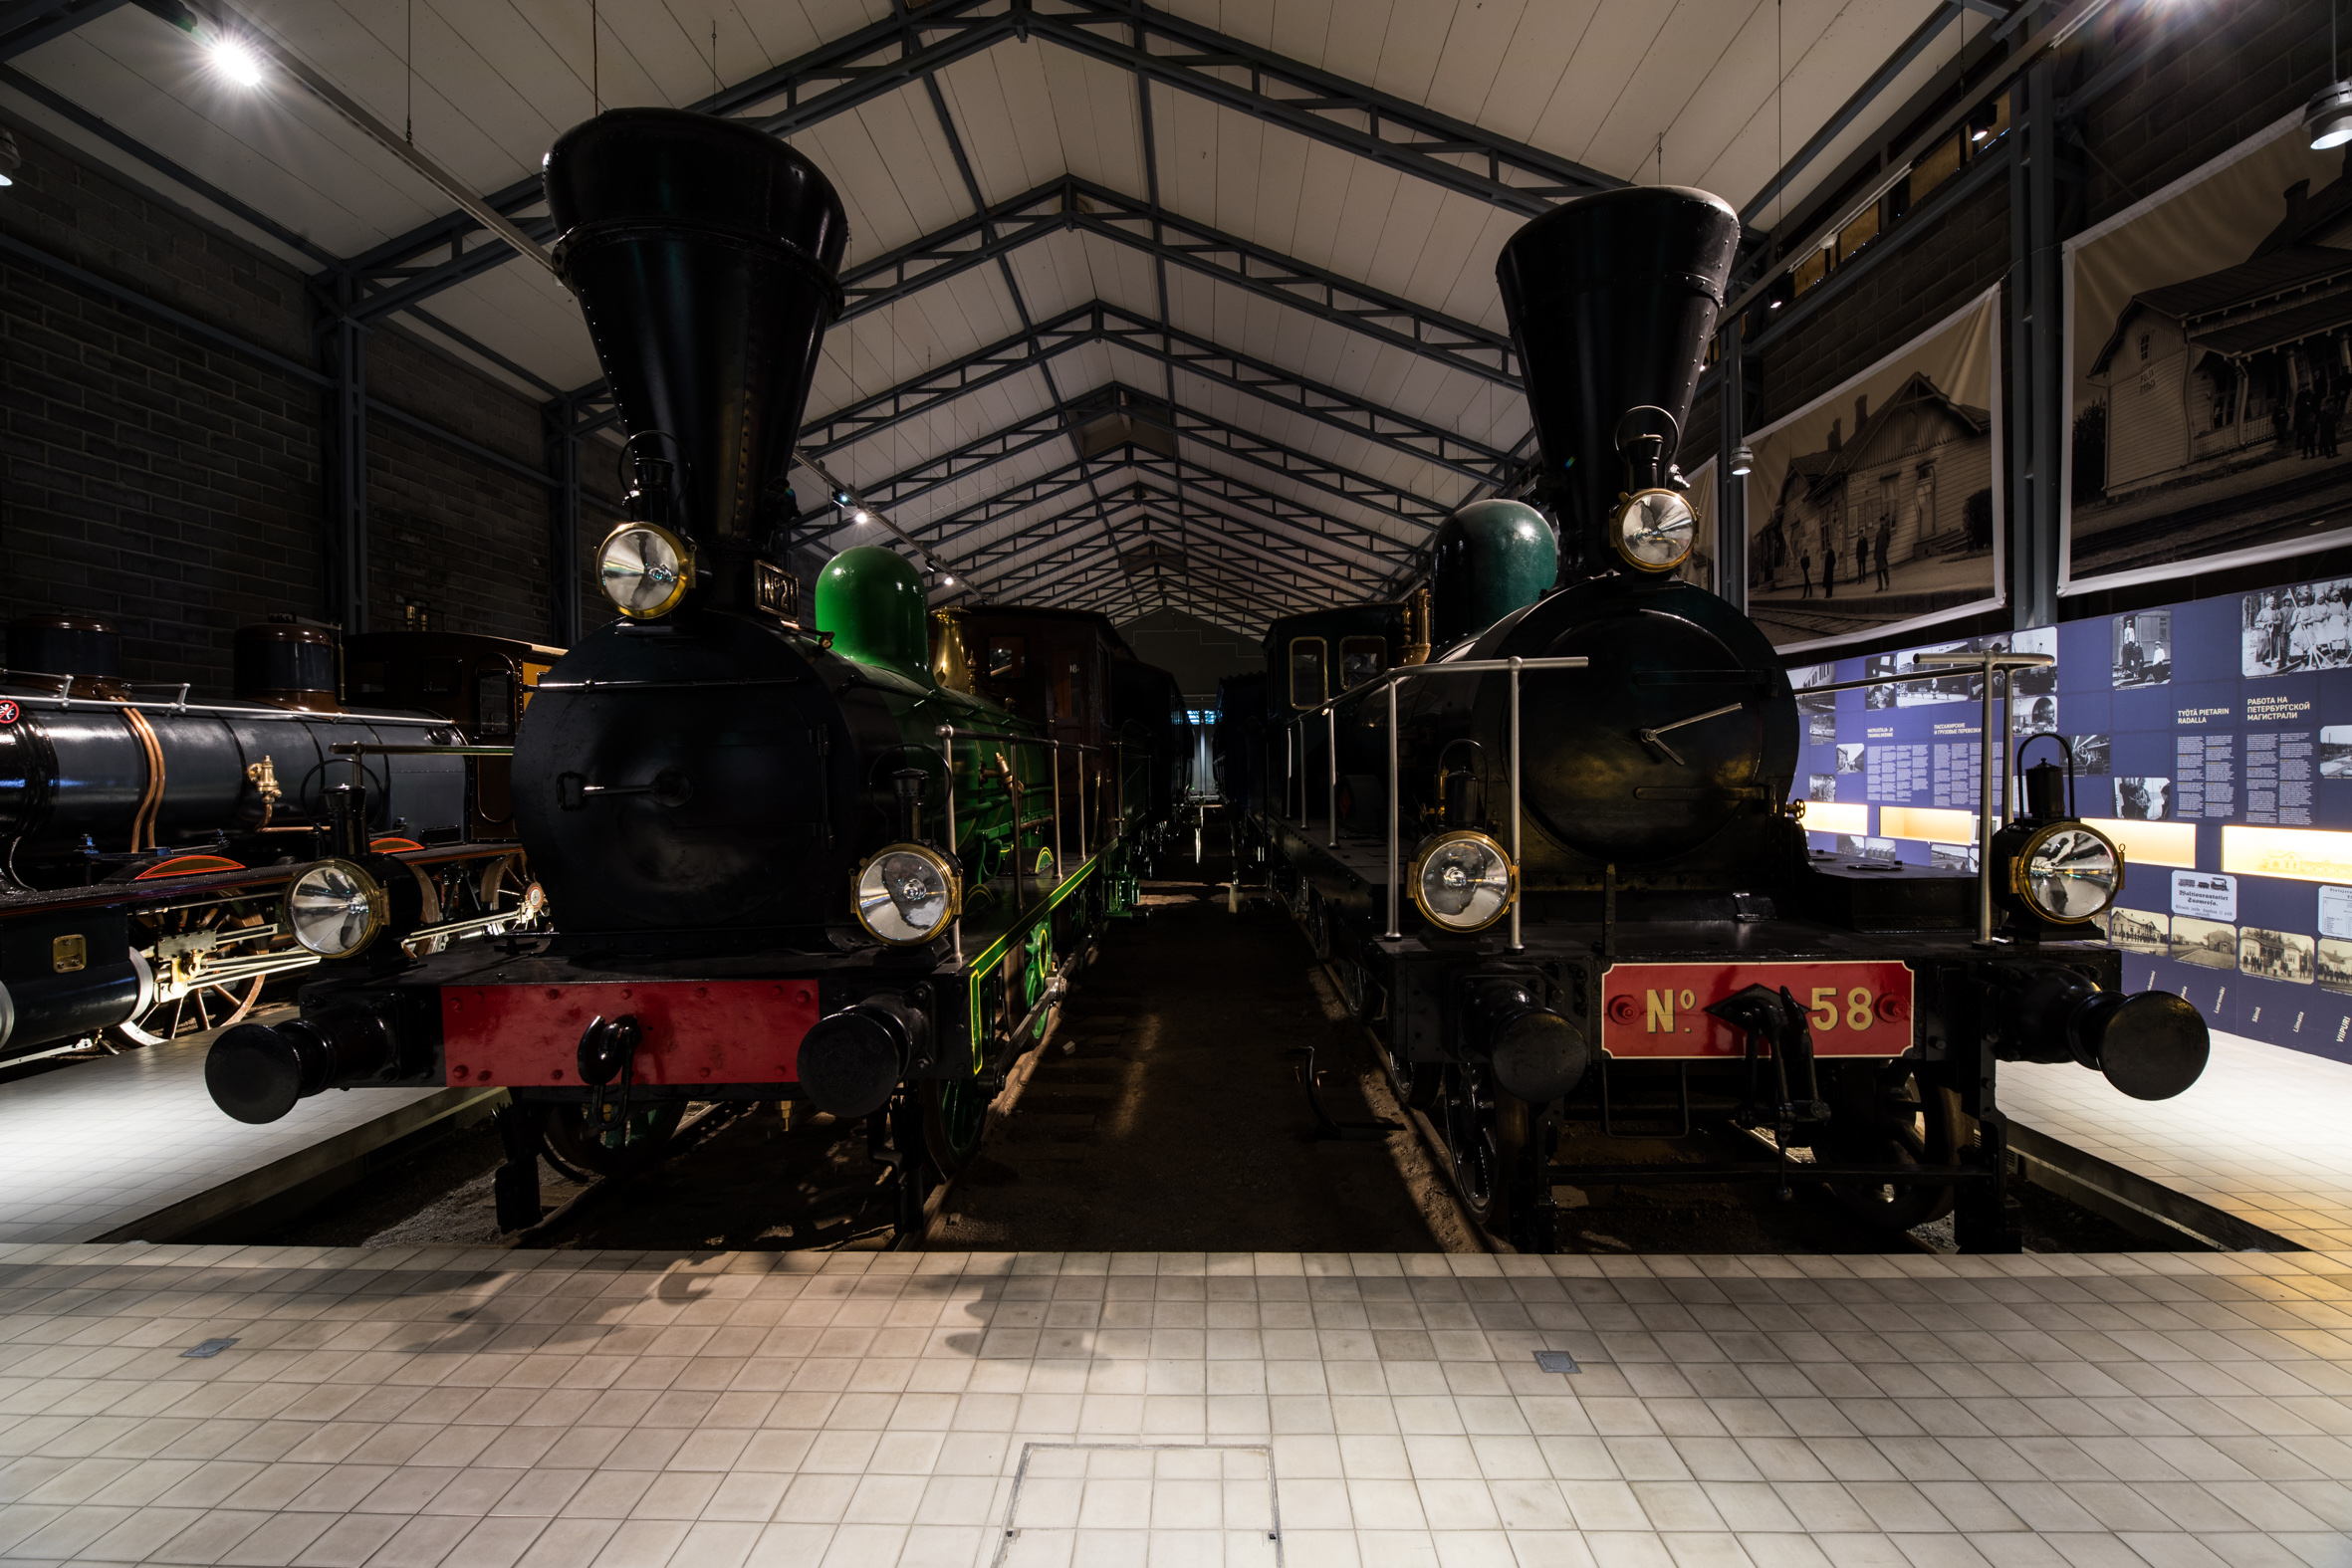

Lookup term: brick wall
[0,122,324,691]
[2077,0,2335,230]
[0,116,593,692]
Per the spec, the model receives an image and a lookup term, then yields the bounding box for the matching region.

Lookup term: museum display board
[1746,287,2004,654]
[2063,110,2352,592]
[1794,572,2352,1064]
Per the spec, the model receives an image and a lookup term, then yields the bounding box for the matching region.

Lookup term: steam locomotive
[202,109,1183,1238]
[1245,184,2211,1253]
[0,616,546,1056]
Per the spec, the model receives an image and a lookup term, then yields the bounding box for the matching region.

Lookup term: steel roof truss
[1028,1,1615,218]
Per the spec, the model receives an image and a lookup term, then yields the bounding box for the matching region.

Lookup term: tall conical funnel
[1496,186,1739,579]
[544,109,847,592]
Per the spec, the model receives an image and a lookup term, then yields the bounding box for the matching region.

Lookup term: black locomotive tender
[1241,184,2209,1252]
[0,616,543,1056]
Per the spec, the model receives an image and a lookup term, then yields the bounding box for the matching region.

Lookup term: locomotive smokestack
[544,109,848,608]
[1496,186,1740,581]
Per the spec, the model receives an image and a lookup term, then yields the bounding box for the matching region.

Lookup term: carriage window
[1340,637,1385,691]
[474,669,515,737]
[417,657,463,696]
[987,637,1025,679]
[1289,638,1327,709]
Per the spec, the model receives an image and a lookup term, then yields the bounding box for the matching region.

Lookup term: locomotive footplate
[201,849,1108,1134]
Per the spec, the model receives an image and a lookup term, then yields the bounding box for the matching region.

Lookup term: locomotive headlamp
[852,843,961,946]
[1611,489,1696,571]
[285,859,387,959]
[2010,822,2122,923]
[596,523,695,618]
[1410,830,1518,933]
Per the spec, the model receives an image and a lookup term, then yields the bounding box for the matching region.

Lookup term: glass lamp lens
[1618,491,1696,568]
[598,527,687,614]
[2022,826,2120,920]
[855,848,955,944]
[1418,838,1513,930]
[288,861,381,957]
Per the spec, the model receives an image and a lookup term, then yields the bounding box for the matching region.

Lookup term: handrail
[1911,649,2054,946]
[933,725,1107,963]
[1284,656,1591,949]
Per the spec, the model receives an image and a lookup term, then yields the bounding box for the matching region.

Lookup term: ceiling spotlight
[0,130,19,190]
[1731,443,1755,477]
[209,36,265,89]
[2310,81,2352,150]
[829,486,853,508]
[849,507,873,527]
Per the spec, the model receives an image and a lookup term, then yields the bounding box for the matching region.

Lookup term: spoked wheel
[1439,1063,1510,1230]
[543,1098,687,1177]
[923,1076,993,1179]
[1821,1067,1961,1231]
[1375,1031,1440,1110]
[113,973,265,1047]
[111,898,278,1047]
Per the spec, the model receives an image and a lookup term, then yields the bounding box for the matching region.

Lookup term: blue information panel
[1792,577,2352,1064]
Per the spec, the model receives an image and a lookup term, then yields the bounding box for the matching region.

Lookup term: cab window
[1289,637,1326,709]
[1340,636,1385,691]
[987,637,1025,679]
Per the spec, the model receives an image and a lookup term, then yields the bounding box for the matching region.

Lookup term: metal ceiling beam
[1028,0,1617,218]
[998,511,1324,624]
[336,0,1013,324]
[1096,306,1514,486]
[835,174,1516,387]
[0,0,130,62]
[810,380,1447,547]
[949,460,1389,598]
[910,446,1407,584]
[1030,526,1320,624]
[801,300,1513,486]
[325,0,1613,326]
[1740,2,1968,227]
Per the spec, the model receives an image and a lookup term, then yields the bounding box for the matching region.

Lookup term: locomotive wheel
[1439,1063,1511,1230]
[543,1098,687,1177]
[923,1077,991,1179]
[1820,1069,1960,1232]
[112,899,279,1047]
[1375,1032,1441,1110]
[113,974,265,1047]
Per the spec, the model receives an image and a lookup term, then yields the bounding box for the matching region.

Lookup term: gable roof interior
[3,0,1986,636]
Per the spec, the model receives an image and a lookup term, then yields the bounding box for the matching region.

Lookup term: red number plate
[1599,960,1916,1059]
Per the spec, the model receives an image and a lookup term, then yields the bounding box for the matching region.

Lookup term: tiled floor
[2001,1031,2352,1251]
[0,1245,2340,1567]
[0,1024,469,1244]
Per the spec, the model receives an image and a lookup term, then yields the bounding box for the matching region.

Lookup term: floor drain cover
[1534,1350,1580,1374]
[182,1338,238,1359]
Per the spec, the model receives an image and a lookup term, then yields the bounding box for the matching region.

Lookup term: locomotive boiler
[202,109,1176,1236]
[0,617,538,1054]
[1250,184,2210,1252]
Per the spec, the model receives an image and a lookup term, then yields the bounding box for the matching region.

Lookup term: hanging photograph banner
[1743,287,2003,653]
[2062,110,2352,592]
[1681,456,1717,595]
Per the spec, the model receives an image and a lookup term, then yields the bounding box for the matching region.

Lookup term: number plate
[1599,960,1915,1058]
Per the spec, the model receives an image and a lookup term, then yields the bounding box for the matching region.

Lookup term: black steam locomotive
[203,110,1183,1238]
[1246,185,2209,1252]
[0,616,544,1057]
